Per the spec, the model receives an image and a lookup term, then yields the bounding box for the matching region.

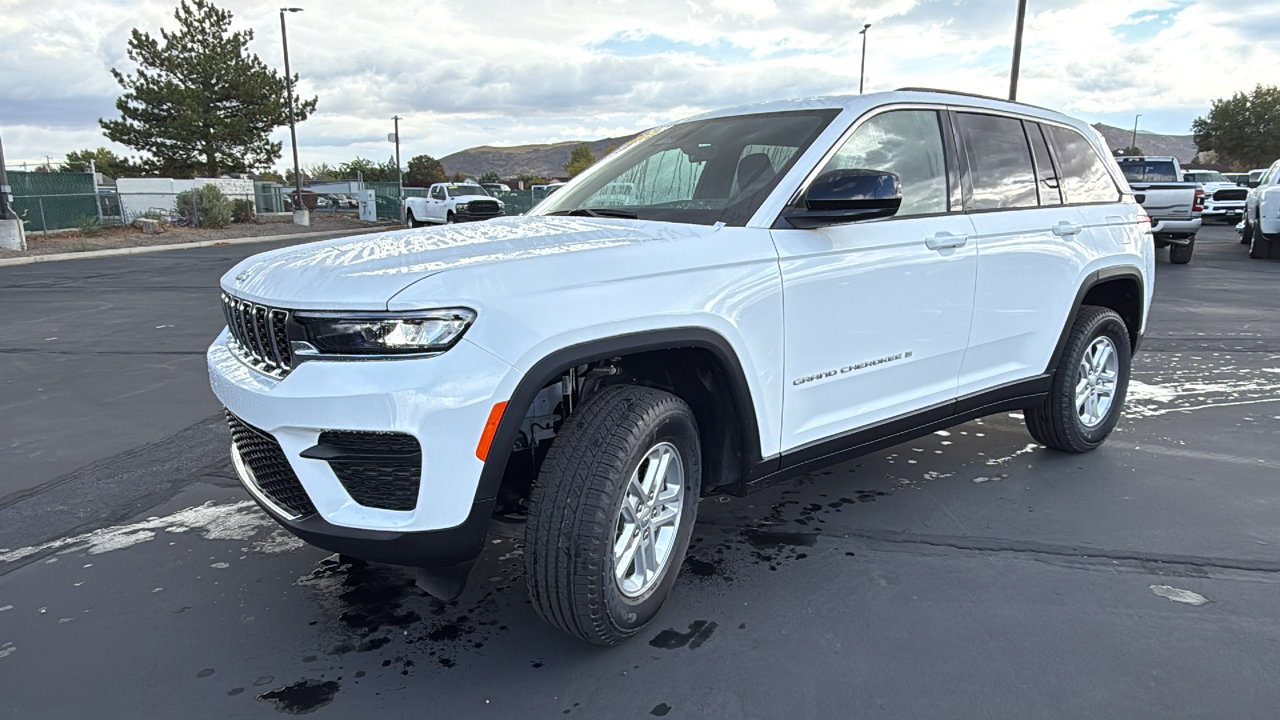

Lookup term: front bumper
[1203,200,1245,218]
[455,209,504,222]
[209,329,520,552]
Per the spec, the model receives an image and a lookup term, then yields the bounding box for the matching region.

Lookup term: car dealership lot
[2,224,1279,717]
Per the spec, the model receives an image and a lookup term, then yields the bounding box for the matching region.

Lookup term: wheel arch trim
[473,327,766,503]
[1046,266,1145,373]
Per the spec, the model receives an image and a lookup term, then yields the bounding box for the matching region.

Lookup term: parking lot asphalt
[2,223,1279,718]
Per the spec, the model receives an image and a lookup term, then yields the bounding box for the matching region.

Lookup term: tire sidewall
[1069,314,1132,446]
[599,406,701,635]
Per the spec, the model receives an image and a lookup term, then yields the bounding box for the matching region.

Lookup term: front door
[773,108,977,453]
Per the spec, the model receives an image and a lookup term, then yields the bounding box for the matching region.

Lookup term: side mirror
[784,169,902,229]
[1134,193,1146,204]
[1249,180,1261,188]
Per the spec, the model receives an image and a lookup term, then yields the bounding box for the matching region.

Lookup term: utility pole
[0,125,11,220]
[392,115,402,202]
[1131,114,1142,152]
[280,7,306,226]
[1008,0,1027,101]
[858,24,872,94]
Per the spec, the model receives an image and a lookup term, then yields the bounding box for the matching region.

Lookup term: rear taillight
[1193,189,1205,212]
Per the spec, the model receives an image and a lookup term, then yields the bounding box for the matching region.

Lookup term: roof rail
[894,87,1054,112]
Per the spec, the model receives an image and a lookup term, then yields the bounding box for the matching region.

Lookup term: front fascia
[388,224,786,460]
[209,332,520,532]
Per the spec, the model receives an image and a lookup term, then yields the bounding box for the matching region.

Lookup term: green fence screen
[9,171,99,232]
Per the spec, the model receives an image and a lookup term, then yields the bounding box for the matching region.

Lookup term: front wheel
[405,209,419,228]
[1241,221,1253,244]
[446,212,456,224]
[525,385,701,645]
[1025,306,1131,453]
[1170,235,1194,264]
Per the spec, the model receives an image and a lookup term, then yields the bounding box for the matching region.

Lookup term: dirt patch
[0,215,400,259]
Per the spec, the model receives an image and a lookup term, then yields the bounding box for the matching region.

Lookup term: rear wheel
[525,385,701,645]
[1241,220,1253,244]
[1026,306,1131,453]
[1169,235,1194,264]
[1250,228,1272,259]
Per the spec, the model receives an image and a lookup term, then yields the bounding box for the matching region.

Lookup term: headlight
[456,202,469,211]
[294,308,476,355]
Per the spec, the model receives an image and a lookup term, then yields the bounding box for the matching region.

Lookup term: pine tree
[564,144,596,178]
[100,0,317,178]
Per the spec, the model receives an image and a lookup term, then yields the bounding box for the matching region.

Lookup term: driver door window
[817,110,949,217]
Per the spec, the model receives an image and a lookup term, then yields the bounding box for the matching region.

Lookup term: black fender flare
[1045,266,1145,374]
[472,327,767,503]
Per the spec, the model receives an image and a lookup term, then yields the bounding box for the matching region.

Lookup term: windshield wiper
[548,207,639,219]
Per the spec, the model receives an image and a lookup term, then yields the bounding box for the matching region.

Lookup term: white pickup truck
[1242,159,1280,260]
[403,183,505,227]
[1183,169,1247,224]
[1116,156,1202,264]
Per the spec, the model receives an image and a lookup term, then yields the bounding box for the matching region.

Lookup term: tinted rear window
[1117,160,1178,183]
[1043,125,1121,204]
[956,113,1037,210]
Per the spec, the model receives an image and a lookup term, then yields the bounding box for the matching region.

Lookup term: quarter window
[818,109,949,217]
[956,113,1038,210]
[1042,125,1121,204]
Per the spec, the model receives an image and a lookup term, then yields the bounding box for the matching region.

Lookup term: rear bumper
[1151,217,1200,240]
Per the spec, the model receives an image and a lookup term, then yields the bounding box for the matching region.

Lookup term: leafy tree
[1112,146,1143,157]
[337,157,383,181]
[478,171,500,183]
[63,148,142,178]
[451,171,469,183]
[100,0,317,178]
[405,155,446,187]
[564,144,596,177]
[1192,84,1280,170]
[257,169,285,183]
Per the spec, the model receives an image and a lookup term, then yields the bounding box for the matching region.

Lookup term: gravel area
[0,215,399,258]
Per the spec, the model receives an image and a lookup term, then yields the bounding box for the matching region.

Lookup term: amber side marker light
[476,401,508,461]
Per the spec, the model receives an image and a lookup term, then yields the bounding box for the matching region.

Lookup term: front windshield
[448,185,489,197]
[1119,160,1178,183]
[1187,171,1228,183]
[533,109,839,226]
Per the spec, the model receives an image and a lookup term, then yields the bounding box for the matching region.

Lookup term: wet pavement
[2,224,1279,718]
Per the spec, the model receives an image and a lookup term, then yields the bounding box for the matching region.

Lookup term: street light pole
[858,24,871,95]
[1008,0,1027,101]
[1131,114,1142,152]
[280,7,305,225]
[0,125,11,220]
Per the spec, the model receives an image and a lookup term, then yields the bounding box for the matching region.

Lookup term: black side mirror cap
[1134,193,1146,204]
[783,169,902,229]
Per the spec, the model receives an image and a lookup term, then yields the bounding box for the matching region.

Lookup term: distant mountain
[440,133,642,179]
[439,122,1200,179]
[1091,123,1198,163]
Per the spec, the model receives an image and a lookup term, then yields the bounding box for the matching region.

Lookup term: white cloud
[1,0,1277,168]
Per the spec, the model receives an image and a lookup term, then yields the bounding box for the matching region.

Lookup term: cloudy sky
[2,0,1278,170]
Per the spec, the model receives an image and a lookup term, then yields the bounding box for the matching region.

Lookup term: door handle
[925,232,969,250]
[1052,221,1083,237]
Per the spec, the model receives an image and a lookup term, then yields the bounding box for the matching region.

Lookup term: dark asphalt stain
[532,660,544,668]
[651,703,672,716]
[253,676,275,686]
[256,680,340,715]
[743,529,818,550]
[227,688,244,697]
[683,556,718,577]
[649,620,717,650]
[196,668,215,678]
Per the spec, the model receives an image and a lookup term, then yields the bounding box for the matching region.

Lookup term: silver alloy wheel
[613,441,685,598]
[1075,336,1119,427]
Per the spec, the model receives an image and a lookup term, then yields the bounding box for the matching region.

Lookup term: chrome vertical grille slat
[221,292,293,379]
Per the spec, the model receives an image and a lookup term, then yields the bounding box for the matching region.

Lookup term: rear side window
[1117,159,1178,183]
[1044,125,1122,203]
[956,113,1037,210]
[1025,121,1062,206]
[819,109,949,217]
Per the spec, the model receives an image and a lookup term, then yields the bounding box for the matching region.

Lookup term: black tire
[525,385,701,645]
[1241,221,1253,244]
[1025,306,1131,453]
[405,209,418,228]
[1170,235,1194,264]
[446,212,456,224]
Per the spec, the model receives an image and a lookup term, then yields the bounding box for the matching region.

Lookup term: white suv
[209,90,1153,645]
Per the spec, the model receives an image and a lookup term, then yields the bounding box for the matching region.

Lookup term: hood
[221,215,711,309]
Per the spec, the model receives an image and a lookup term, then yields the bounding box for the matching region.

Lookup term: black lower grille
[313,431,422,511]
[226,412,316,517]
[1214,188,1247,202]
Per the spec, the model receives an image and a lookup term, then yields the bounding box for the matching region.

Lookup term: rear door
[954,112,1098,396]
[773,107,977,452]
